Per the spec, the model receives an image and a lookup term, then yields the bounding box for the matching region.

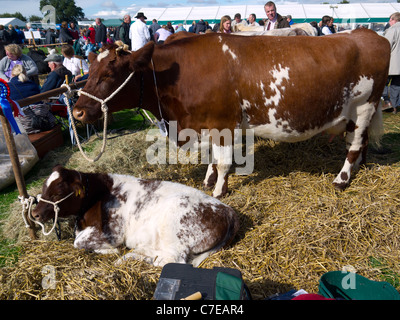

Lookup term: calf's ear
[71,181,85,199]
[129,41,154,71]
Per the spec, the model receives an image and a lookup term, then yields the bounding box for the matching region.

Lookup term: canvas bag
[153,263,251,300]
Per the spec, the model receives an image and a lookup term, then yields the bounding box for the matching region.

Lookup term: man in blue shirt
[40,54,72,93]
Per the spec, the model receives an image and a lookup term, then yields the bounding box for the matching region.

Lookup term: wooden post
[0,110,37,240]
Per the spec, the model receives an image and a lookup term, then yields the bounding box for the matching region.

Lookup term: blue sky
[0,0,396,19]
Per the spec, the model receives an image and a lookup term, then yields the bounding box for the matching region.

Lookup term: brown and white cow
[73,29,390,198]
[32,165,239,267]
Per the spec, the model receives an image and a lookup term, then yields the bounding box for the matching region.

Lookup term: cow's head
[73,42,155,123]
[32,165,86,223]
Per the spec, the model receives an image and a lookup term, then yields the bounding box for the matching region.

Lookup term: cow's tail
[368,102,384,148]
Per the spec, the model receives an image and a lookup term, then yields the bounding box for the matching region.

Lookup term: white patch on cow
[222,44,238,60]
[240,99,251,111]
[250,75,376,144]
[46,171,60,188]
[218,36,222,42]
[210,144,232,198]
[346,76,375,152]
[263,64,290,107]
[97,49,110,62]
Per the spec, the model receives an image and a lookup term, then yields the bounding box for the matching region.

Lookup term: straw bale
[1,125,400,300]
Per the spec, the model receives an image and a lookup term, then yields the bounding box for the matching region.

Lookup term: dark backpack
[27,49,50,74]
[114,24,122,41]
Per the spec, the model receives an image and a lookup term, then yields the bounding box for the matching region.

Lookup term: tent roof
[0,18,26,28]
[134,3,398,25]
[103,19,123,27]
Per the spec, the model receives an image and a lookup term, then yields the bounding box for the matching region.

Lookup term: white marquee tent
[135,3,400,26]
[0,17,27,28]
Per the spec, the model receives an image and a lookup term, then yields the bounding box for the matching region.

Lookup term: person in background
[219,15,233,34]
[231,13,248,30]
[15,26,25,44]
[149,19,161,41]
[8,64,40,100]
[129,12,150,51]
[45,28,56,44]
[85,24,96,46]
[321,16,334,35]
[175,24,186,32]
[0,44,38,81]
[154,25,172,45]
[118,14,132,49]
[69,21,80,40]
[248,13,260,26]
[59,21,73,44]
[188,21,196,33]
[286,15,294,26]
[264,1,290,30]
[194,19,207,33]
[95,18,107,47]
[7,25,19,44]
[383,12,400,114]
[82,38,96,58]
[61,44,89,82]
[40,54,72,93]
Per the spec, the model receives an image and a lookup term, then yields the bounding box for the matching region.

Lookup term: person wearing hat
[129,12,150,51]
[40,53,72,93]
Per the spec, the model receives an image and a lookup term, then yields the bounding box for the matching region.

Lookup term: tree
[29,15,43,22]
[0,12,27,22]
[39,0,84,23]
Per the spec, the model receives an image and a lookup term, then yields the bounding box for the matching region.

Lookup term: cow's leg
[333,103,375,190]
[203,163,217,189]
[74,226,119,254]
[211,143,233,198]
[115,250,187,267]
[114,251,155,266]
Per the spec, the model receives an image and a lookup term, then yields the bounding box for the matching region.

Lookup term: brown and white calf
[32,165,239,267]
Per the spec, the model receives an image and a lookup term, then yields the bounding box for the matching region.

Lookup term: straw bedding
[1,123,399,300]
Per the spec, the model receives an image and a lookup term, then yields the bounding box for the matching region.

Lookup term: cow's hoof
[333,182,347,191]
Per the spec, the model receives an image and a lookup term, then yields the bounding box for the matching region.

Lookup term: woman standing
[219,15,233,34]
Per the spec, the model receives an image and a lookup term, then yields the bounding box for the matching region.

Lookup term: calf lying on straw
[32,165,239,267]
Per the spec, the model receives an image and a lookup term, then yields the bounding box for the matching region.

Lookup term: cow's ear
[88,52,97,64]
[130,41,154,71]
[52,164,63,172]
[71,180,85,199]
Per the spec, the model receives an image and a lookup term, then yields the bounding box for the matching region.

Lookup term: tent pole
[0,110,37,240]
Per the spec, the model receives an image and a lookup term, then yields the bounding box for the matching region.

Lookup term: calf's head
[73,42,154,124]
[32,165,86,223]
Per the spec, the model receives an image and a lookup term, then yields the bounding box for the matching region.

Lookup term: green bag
[318,271,400,300]
[215,272,249,300]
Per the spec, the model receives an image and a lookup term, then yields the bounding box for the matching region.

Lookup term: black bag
[20,104,56,134]
[114,25,122,41]
[153,263,252,300]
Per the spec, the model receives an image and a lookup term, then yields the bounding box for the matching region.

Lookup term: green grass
[369,257,400,288]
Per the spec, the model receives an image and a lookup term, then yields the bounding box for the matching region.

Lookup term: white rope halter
[19,192,74,236]
[62,71,135,162]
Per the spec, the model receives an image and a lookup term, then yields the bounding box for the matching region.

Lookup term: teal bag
[318,271,400,300]
[215,272,249,300]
